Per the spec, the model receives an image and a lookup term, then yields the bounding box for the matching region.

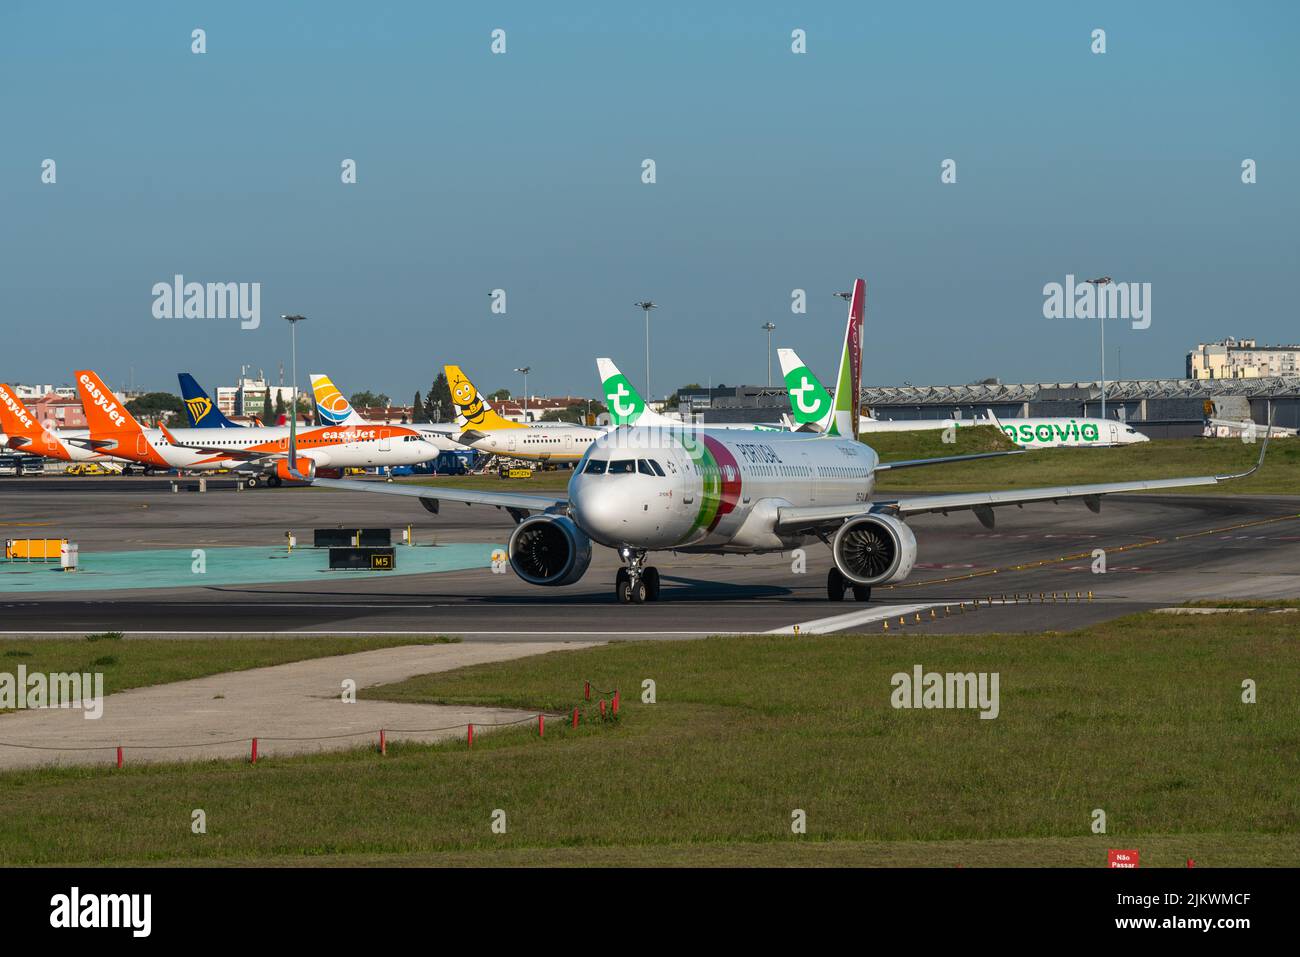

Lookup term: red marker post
[116,746,123,769]
[467,723,474,749]
[538,714,545,738]
[251,737,258,765]
[379,729,387,756]
[572,707,579,729]
[584,681,591,701]
[612,689,620,716]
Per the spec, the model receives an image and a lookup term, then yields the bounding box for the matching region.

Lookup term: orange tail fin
[74,370,142,435]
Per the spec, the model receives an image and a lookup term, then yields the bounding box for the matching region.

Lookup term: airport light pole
[514,366,531,422]
[634,301,657,402]
[761,322,776,386]
[281,314,307,426]
[1085,277,1111,421]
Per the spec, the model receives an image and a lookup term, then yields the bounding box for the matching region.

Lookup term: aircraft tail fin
[778,348,835,433]
[178,373,242,428]
[444,365,523,430]
[75,370,145,435]
[311,373,369,426]
[829,278,865,442]
[597,357,676,426]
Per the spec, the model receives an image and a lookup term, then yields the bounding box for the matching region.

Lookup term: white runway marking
[769,603,942,635]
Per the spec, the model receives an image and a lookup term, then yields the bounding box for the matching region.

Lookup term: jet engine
[274,457,317,483]
[831,513,917,585]
[507,514,592,586]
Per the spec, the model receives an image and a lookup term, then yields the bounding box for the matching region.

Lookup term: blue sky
[2,1,1296,400]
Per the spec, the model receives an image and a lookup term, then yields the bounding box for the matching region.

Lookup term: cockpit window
[637,460,654,476]
[584,459,607,475]
[608,460,636,475]
[648,460,666,476]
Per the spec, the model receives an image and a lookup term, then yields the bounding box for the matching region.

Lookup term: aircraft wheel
[268,474,282,488]
[244,476,260,489]
[630,578,649,604]
[852,584,871,602]
[644,567,661,602]
[827,567,846,601]
[616,577,632,604]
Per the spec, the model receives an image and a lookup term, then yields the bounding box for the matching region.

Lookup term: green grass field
[0,635,449,708]
[0,607,1295,867]
[397,430,1298,497]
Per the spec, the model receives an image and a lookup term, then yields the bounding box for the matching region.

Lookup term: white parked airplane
[310,373,464,453]
[291,277,1273,603]
[778,348,1150,447]
[444,364,604,463]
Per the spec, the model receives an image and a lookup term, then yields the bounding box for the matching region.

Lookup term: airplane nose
[571,477,626,544]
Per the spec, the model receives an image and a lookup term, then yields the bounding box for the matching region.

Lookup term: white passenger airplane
[310,373,464,453]
[293,278,1271,603]
[444,364,604,463]
[779,348,1150,447]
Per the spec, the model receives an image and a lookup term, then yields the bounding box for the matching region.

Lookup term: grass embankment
[871,430,1298,496]
[0,635,453,704]
[0,607,1295,866]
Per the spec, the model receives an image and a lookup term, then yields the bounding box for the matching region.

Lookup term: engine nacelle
[831,513,917,586]
[507,514,592,586]
[275,457,317,483]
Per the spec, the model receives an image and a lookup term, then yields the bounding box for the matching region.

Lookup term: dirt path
[0,641,600,769]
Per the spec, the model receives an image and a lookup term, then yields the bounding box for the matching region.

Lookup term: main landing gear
[826,567,871,602]
[615,549,661,604]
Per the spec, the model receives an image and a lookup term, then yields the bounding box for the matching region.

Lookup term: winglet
[1226,410,1274,480]
[287,401,309,481]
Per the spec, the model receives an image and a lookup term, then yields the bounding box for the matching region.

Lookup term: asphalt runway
[1,476,1297,637]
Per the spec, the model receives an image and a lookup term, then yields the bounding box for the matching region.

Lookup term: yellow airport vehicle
[65,463,113,476]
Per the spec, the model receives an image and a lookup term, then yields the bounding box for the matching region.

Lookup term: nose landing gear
[616,549,661,603]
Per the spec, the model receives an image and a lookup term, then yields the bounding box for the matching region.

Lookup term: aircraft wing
[61,436,117,450]
[309,476,567,517]
[875,450,1024,471]
[776,431,1271,533]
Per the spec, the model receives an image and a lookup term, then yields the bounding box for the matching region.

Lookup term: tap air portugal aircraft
[73,370,444,487]
[285,277,1271,603]
[444,364,602,462]
[0,382,117,466]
